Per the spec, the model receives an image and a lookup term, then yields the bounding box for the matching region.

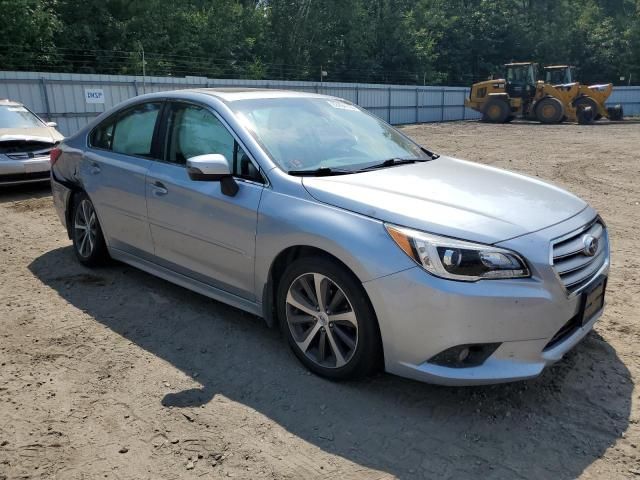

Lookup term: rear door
[83,101,163,258]
[146,100,265,300]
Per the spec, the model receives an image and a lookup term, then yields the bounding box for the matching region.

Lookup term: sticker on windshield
[327,100,359,111]
[7,107,28,112]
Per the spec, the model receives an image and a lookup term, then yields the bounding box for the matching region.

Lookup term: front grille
[0,140,54,155]
[6,147,52,160]
[552,219,607,294]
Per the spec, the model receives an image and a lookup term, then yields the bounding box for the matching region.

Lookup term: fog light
[457,347,470,363]
[428,343,501,368]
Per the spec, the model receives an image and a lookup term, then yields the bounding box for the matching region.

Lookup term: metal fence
[0,71,638,136]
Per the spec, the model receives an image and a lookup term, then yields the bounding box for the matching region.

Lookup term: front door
[146,101,265,300]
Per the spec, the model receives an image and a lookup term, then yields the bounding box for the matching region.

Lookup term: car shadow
[29,246,632,479]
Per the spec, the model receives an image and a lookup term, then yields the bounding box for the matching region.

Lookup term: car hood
[302,156,588,244]
[0,127,63,143]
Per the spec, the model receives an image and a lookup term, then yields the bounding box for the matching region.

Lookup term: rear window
[0,105,44,129]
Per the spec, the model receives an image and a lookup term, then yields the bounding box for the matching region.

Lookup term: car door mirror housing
[186,154,238,196]
[187,154,231,181]
[46,121,58,128]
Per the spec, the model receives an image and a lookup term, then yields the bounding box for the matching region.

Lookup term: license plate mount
[579,276,607,326]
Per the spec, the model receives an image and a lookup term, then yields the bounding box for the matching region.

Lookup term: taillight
[50,147,62,166]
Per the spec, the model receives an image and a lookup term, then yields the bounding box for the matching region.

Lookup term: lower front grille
[544,313,581,350]
[0,171,50,183]
[552,219,608,294]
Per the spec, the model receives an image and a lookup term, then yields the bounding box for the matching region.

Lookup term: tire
[577,105,595,125]
[71,192,109,267]
[607,105,624,121]
[574,96,600,121]
[276,256,382,380]
[535,97,564,124]
[481,99,510,123]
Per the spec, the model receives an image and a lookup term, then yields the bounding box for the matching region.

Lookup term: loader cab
[504,62,538,99]
[544,65,576,86]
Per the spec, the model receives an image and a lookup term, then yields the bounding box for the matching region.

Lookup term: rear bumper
[0,156,50,185]
[51,173,73,234]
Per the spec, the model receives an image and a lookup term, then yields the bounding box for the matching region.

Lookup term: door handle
[151,181,168,196]
[90,162,101,174]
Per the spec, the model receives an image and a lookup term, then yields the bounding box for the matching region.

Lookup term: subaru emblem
[582,235,599,257]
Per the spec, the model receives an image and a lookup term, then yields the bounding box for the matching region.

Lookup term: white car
[0,99,63,185]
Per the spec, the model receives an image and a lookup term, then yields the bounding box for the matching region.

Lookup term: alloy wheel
[285,272,358,368]
[74,199,97,258]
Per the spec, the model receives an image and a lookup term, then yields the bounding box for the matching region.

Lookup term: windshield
[229,97,430,172]
[546,69,571,84]
[0,105,45,129]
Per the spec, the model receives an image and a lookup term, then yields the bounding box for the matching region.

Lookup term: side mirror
[186,154,238,196]
[46,121,58,128]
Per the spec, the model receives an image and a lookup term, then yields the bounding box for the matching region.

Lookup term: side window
[165,103,263,183]
[165,104,233,165]
[90,119,115,150]
[111,102,162,157]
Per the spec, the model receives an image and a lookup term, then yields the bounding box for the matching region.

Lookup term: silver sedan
[0,99,63,185]
[50,89,609,385]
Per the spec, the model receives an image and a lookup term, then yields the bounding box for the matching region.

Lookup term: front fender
[254,188,415,301]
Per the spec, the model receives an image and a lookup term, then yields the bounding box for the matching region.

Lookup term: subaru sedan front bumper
[363,210,609,386]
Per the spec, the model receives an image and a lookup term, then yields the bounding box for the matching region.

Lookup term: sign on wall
[84,88,105,104]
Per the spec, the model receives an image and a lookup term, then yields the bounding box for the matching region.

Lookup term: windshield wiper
[288,167,354,177]
[421,147,440,159]
[356,157,429,172]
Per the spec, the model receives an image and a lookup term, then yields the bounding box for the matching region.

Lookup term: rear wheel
[535,97,564,124]
[607,105,624,121]
[277,256,381,380]
[72,192,109,267]
[482,99,510,123]
[577,105,595,125]
[574,96,600,122]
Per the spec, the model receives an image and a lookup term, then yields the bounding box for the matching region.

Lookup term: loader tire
[577,106,595,125]
[535,97,564,124]
[482,99,510,123]
[607,105,624,121]
[574,96,600,121]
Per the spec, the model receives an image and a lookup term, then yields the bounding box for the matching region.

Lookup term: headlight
[385,224,530,281]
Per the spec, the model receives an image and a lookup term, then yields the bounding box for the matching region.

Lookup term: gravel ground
[0,120,639,480]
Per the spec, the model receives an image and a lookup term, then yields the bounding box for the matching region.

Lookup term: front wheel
[574,96,600,121]
[535,97,565,124]
[277,257,382,380]
[481,99,510,123]
[72,192,109,266]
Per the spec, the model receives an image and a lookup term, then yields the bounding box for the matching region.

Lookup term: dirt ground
[1,120,639,480]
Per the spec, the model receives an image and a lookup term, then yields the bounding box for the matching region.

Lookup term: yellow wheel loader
[544,65,623,121]
[465,62,623,124]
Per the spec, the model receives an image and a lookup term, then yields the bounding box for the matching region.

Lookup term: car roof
[179,88,328,102]
[544,65,572,69]
[0,99,23,107]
